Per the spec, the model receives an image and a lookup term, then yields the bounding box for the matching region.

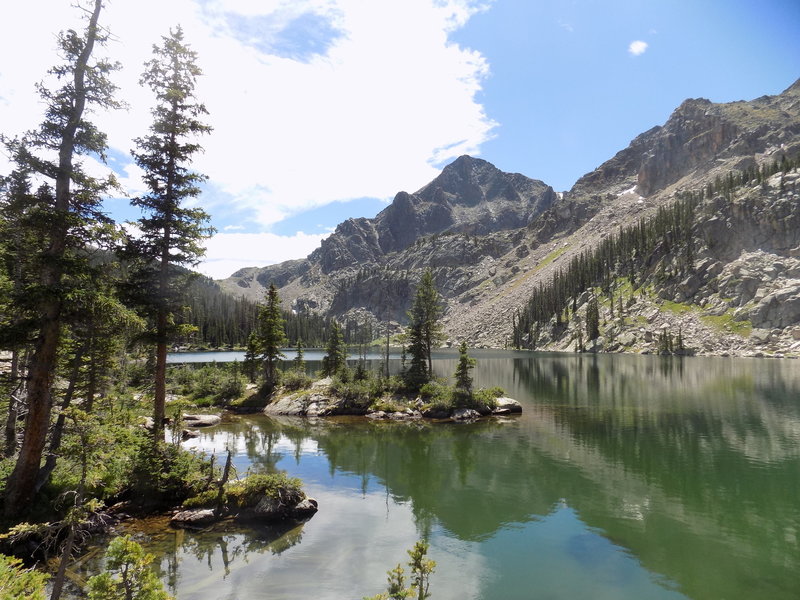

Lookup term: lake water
[85,351,800,599]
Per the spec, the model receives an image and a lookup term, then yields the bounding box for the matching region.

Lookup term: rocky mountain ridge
[221,78,800,355]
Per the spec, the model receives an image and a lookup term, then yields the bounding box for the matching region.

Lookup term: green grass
[661,300,697,315]
[499,243,571,297]
[700,312,753,337]
[538,244,571,269]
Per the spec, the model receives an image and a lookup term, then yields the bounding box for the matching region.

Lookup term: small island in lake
[231,272,522,423]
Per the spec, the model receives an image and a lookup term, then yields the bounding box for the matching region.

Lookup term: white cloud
[628,40,648,56]
[199,231,329,279]
[0,0,495,230]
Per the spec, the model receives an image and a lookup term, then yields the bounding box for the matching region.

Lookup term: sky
[1,0,799,279]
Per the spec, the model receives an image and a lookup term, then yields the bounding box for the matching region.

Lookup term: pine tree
[258,284,287,388]
[322,321,347,376]
[2,0,120,518]
[293,338,306,372]
[86,535,171,600]
[243,332,259,384]
[453,342,476,406]
[405,270,443,389]
[126,26,213,441]
[586,296,600,341]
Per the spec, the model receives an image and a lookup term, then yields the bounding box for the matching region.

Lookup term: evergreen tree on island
[405,269,444,389]
[125,26,213,442]
[453,341,476,406]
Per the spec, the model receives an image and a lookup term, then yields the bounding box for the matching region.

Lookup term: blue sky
[1,0,799,278]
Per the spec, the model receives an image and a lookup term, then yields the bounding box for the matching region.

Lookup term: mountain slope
[221,78,800,354]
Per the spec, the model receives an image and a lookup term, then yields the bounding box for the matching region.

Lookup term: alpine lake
[74,350,800,599]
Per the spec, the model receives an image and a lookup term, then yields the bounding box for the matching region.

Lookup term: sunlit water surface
[79,351,800,599]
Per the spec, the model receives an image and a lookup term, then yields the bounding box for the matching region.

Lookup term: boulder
[750,329,771,345]
[238,493,317,522]
[617,331,637,347]
[264,395,308,416]
[494,397,522,413]
[171,509,218,529]
[451,408,481,421]
[183,414,221,427]
[422,407,450,419]
[291,497,319,519]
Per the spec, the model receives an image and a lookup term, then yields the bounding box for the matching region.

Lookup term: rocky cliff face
[221,155,555,321]
[221,78,800,355]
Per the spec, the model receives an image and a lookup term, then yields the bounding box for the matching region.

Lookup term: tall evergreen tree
[322,321,347,377]
[257,284,287,388]
[452,342,476,405]
[293,338,306,372]
[405,270,443,388]
[2,0,120,518]
[586,296,600,341]
[126,26,212,441]
[243,332,259,384]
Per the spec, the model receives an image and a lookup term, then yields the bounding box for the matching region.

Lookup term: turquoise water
[85,352,800,599]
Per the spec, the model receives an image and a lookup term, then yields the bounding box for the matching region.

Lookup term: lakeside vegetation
[0,4,317,597]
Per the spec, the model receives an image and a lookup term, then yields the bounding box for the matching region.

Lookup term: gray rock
[678,274,702,299]
[451,408,481,421]
[183,414,221,427]
[171,509,217,529]
[292,498,319,519]
[750,329,771,345]
[422,407,450,419]
[252,496,283,518]
[494,397,522,413]
[265,394,308,416]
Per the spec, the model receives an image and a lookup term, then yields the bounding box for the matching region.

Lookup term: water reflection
[81,353,800,599]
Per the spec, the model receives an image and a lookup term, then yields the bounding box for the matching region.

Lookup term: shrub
[0,554,48,600]
[419,380,452,407]
[128,438,210,508]
[473,387,504,409]
[225,473,304,509]
[86,535,171,600]
[282,370,313,391]
[330,375,374,409]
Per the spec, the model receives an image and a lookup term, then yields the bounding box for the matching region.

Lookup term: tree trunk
[153,308,168,444]
[36,344,87,492]
[3,0,103,519]
[3,350,21,457]
[5,314,61,517]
